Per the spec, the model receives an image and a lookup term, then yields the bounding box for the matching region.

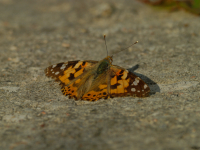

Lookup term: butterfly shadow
[127,64,160,95]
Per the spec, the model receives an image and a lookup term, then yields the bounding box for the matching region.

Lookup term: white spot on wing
[137,90,140,92]
[52,65,56,68]
[60,63,67,70]
[55,72,60,75]
[135,78,140,83]
[132,81,138,86]
[131,88,136,92]
[132,78,140,86]
[144,84,148,89]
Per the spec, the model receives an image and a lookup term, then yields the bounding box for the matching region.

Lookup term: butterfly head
[105,56,113,64]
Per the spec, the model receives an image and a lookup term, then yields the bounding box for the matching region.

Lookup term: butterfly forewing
[81,71,109,101]
[122,71,150,97]
[45,60,99,100]
[109,66,150,98]
[45,61,78,81]
[45,60,98,83]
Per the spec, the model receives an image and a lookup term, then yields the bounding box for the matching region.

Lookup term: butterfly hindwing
[81,71,109,101]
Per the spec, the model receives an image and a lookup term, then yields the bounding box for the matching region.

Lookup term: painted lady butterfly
[45,38,150,101]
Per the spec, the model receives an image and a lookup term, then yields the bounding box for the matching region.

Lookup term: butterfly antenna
[114,41,138,56]
[104,35,108,57]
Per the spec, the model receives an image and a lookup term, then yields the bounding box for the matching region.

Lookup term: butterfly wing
[109,65,150,98]
[45,60,98,84]
[81,71,110,101]
[45,60,98,99]
[45,59,150,101]
[81,65,150,101]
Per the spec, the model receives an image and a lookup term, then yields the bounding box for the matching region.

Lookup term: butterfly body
[45,56,150,101]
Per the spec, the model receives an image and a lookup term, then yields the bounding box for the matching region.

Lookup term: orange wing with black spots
[45,60,98,84]
[109,66,150,98]
[45,60,98,100]
[45,56,150,101]
[81,71,110,101]
[81,65,150,101]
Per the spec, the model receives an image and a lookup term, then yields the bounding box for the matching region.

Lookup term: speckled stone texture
[0,0,200,150]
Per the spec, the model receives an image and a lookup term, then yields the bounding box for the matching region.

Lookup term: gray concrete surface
[0,0,200,150]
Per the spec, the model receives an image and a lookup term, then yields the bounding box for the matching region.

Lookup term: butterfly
[45,39,150,101]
